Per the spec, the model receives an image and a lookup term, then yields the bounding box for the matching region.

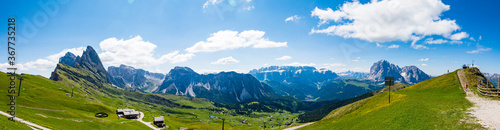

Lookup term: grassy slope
[301,70,484,129]
[464,68,500,101]
[0,72,148,130]
[0,64,301,129]
[298,83,408,123]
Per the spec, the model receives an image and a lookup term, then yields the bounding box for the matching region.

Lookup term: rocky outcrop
[153,67,274,104]
[108,64,165,92]
[365,60,430,84]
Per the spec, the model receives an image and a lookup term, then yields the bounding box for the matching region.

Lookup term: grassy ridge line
[298,83,408,122]
[301,70,484,129]
[0,72,150,130]
[464,68,500,100]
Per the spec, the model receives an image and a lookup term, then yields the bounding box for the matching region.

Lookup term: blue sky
[1,0,499,77]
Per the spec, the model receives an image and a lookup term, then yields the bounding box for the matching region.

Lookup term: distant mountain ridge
[249,66,338,100]
[108,64,165,92]
[338,71,368,79]
[153,67,275,104]
[365,60,431,84]
[483,73,499,88]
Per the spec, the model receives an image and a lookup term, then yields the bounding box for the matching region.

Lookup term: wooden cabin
[154,116,166,127]
[116,109,140,119]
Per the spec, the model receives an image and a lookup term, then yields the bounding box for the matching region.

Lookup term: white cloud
[449,40,463,44]
[387,44,399,49]
[99,36,194,67]
[421,64,428,66]
[449,32,469,41]
[185,30,287,53]
[418,58,429,61]
[411,38,428,50]
[285,15,301,22]
[284,62,316,66]
[479,36,482,40]
[469,37,475,41]
[425,38,448,44]
[310,0,461,46]
[467,44,492,54]
[0,47,85,72]
[210,57,240,65]
[203,0,224,8]
[376,43,383,48]
[275,55,292,60]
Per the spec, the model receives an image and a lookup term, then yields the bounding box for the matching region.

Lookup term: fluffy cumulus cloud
[185,30,287,53]
[0,47,85,72]
[285,15,301,22]
[284,62,316,66]
[99,36,194,67]
[467,44,492,54]
[449,32,469,41]
[310,0,463,49]
[275,55,292,60]
[210,56,240,65]
[418,58,429,61]
[425,38,448,44]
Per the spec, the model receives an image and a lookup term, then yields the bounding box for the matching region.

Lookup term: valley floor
[458,70,500,129]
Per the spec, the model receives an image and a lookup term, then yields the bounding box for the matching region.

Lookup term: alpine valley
[0,46,438,129]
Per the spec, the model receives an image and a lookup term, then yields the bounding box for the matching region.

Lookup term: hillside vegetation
[301,70,484,129]
[0,64,304,129]
[298,83,408,123]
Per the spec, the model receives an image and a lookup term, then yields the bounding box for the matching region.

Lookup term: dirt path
[135,112,161,130]
[283,122,314,130]
[458,70,500,129]
[0,110,51,130]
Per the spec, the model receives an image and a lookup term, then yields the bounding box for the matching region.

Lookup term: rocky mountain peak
[366,60,430,84]
[50,46,111,85]
[59,52,76,67]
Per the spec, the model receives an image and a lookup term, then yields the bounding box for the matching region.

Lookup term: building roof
[154,116,164,122]
[123,111,140,116]
[117,109,136,113]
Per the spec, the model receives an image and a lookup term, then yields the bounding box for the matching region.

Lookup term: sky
[1,0,499,78]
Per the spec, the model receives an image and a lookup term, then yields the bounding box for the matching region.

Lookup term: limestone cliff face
[50,46,111,87]
[153,67,275,104]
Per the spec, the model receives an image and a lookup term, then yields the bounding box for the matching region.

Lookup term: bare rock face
[153,67,274,104]
[248,66,338,100]
[366,60,430,84]
[50,46,111,87]
[108,64,165,92]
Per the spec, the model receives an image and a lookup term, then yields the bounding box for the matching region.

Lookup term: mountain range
[108,64,165,92]
[365,60,431,84]
[49,46,430,105]
[249,66,338,100]
[483,73,499,88]
[152,67,275,104]
[338,71,368,79]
